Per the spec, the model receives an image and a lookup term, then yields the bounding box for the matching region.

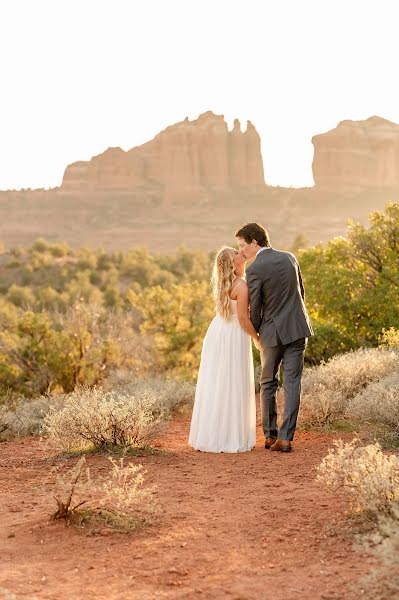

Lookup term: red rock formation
[61,112,265,197]
[312,116,399,188]
[245,120,265,186]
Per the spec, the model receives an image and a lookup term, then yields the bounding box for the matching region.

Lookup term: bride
[188,247,259,453]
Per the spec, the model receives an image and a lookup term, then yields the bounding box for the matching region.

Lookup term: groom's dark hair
[235,223,270,247]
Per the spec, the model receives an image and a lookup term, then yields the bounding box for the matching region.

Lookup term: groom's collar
[255,246,272,257]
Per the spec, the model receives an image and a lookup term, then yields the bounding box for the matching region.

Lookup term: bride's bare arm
[236,283,260,346]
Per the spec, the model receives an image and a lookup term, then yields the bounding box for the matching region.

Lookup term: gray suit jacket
[246,248,313,347]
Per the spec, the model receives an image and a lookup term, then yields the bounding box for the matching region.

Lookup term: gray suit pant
[259,337,306,441]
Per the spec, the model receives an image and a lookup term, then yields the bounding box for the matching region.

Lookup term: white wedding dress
[188,291,256,453]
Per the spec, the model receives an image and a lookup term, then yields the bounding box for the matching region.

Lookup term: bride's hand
[253,335,260,350]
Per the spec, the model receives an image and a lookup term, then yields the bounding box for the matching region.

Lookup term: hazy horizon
[1,0,399,191]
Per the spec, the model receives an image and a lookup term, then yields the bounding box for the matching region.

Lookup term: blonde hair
[211,246,236,320]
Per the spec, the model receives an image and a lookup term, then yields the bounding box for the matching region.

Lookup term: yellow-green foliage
[0,203,398,388]
[301,202,399,363]
[0,302,122,395]
[129,281,214,379]
[379,327,399,349]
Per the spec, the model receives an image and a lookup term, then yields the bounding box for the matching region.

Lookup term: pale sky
[1,0,399,190]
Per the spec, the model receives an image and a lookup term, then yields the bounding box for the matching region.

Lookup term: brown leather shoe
[270,439,292,452]
[264,437,277,449]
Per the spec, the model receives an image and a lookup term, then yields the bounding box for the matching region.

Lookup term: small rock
[99,529,112,536]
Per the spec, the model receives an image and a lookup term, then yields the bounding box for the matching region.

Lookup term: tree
[128,282,214,379]
[0,303,121,396]
[300,202,399,363]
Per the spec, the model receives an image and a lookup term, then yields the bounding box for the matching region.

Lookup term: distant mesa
[58,113,399,196]
[312,116,399,188]
[61,111,265,198]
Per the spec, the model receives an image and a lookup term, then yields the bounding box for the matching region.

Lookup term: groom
[236,223,313,452]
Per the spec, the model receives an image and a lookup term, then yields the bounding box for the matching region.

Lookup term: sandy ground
[0,416,373,600]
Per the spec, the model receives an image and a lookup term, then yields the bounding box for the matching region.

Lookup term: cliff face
[62,111,265,197]
[312,116,399,188]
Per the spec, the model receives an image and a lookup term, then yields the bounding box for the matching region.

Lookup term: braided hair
[211,246,237,320]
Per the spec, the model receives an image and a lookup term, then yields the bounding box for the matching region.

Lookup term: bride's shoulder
[235,277,248,290]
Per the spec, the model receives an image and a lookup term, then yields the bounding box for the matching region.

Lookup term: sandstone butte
[312,115,399,189]
[61,111,265,199]
[61,113,399,197]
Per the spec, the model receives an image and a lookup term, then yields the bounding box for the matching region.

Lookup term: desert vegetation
[0,203,398,452]
[0,378,194,446]
[44,381,194,453]
[0,204,397,599]
[0,203,397,399]
[300,347,399,426]
[301,201,399,364]
[318,440,399,598]
[50,455,158,530]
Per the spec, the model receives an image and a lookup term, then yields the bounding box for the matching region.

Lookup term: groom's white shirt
[256,246,269,257]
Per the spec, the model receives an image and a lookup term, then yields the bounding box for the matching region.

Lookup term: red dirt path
[0,416,373,600]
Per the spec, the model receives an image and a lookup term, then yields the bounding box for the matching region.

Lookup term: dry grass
[51,456,158,530]
[318,440,399,598]
[317,439,399,518]
[300,348,399,426]
[44,386,164,453]
[346,373,399,437]
[0,394,64,439]
[355,521,399,600]
[103,371,195,418]
[1,376,194,446]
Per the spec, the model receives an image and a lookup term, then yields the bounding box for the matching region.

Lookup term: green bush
[300,202,399,357]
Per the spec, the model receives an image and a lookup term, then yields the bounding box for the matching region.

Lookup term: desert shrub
[318,440,399,598]
[29,251,54,270]
[317,439,399,519]
[77,249,98,270]
[0,303,122,396]
[103,371,195,418]
[35,286,65,311]
[1,375,194,441]
[155,246,213,284]
[346,373,399,436]
[31,238,50,253]
[379,327,399,349]
[300,202,399,356]
[300,348,399,425]
[62,271,104,306]
[356,520,399,600]
[51,455,157,529]
[6,284,35,308]
[44,386,164,452]
[48,242,70,258]
[20,266,33,286]
[0,394,64,438]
